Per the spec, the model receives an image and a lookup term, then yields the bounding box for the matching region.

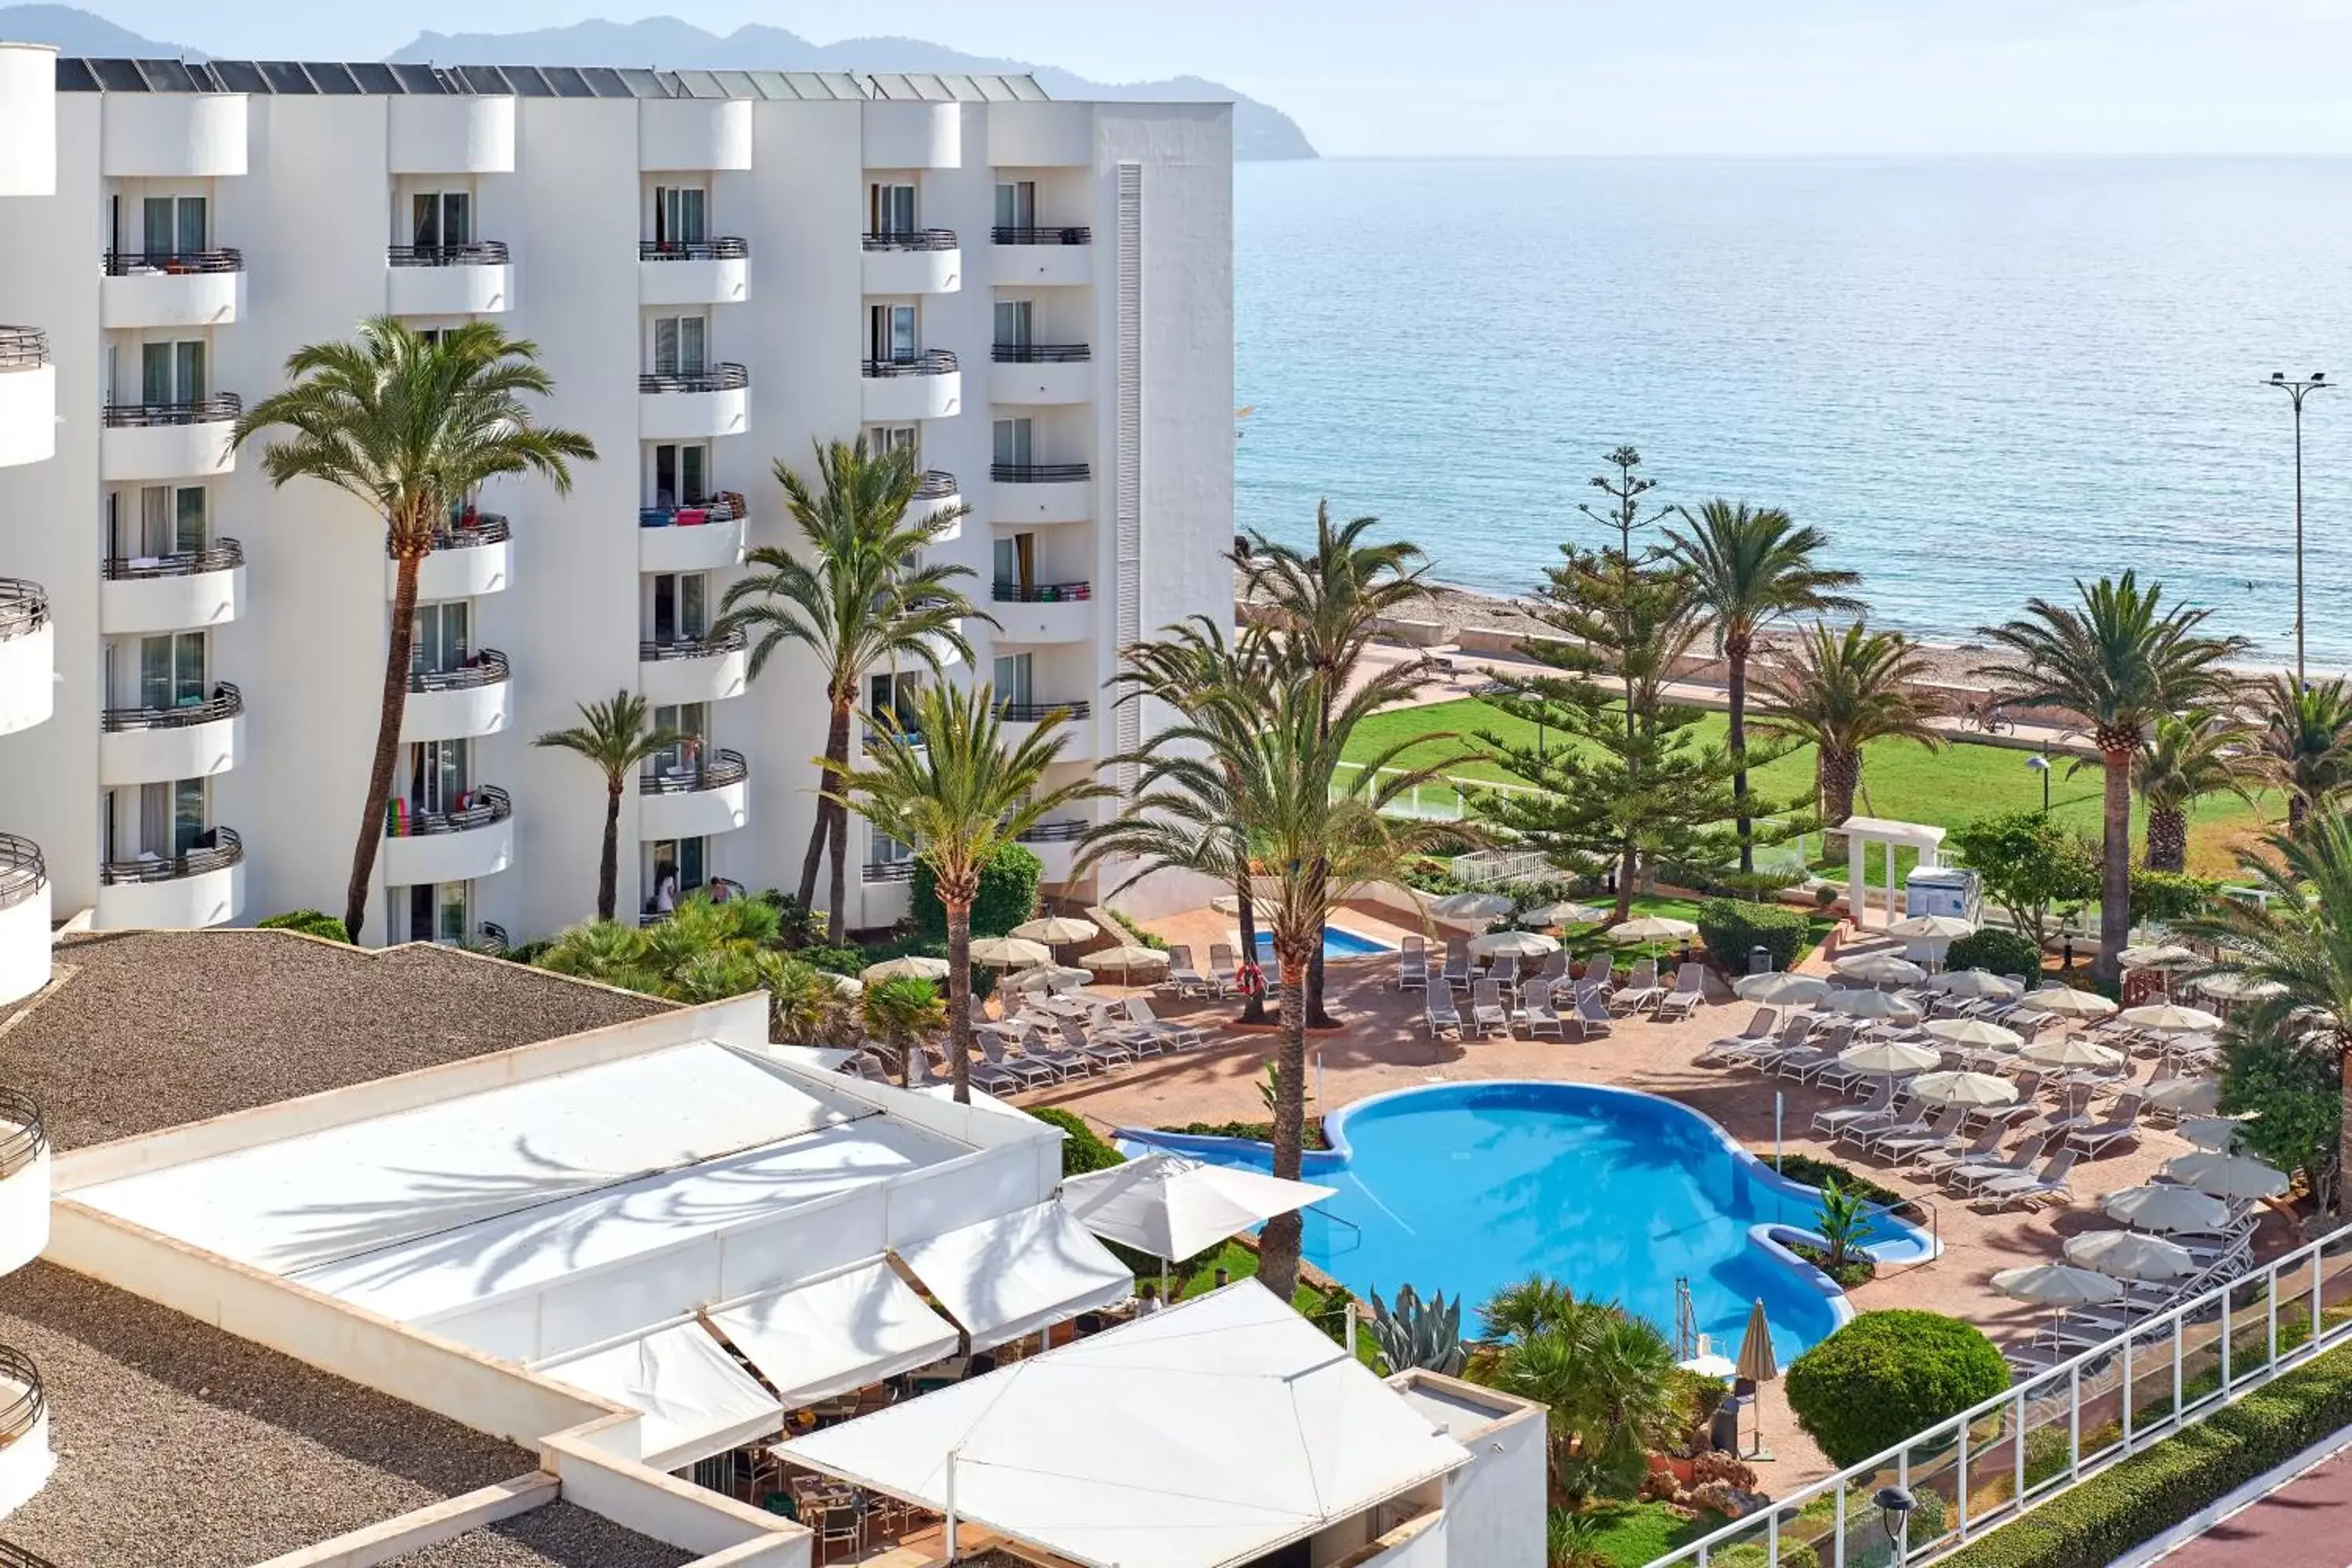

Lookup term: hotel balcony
[990,226,1092,288]
[638,748,749,841]
[991,580,1094,644]
[640,97,751,172]
[0,1342,51,1518]
[99,682,243,787]
[389,93,515,175]
[990,462,1091,524]
[95,825,244,931]
[914,469,962,542]
[638,362,749,441]
[1017,818,1089,884]
[401,650,510,742]
[638,238,749,307]
[101,249,245,328]
[100,89,247,178]
[381,786,514,887]
[0,583,50,737]
[0,328,55,469]
[990,343,1092,405]
[0,838,51,1011]
[996,698,1094,758]
[862,100,960,169]
[640,626,748,706]
[100,539,242,635]
[0,1088,49,1272]
[639,499,746,573]
[385,241,512,316]
[860,350,960,424]
[862,229,961,295]
[100,395,238,483]
[393,515,510,601]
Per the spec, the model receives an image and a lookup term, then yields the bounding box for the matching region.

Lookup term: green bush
[1785,1312,2011,1468]
[1712,1544,1820,1568]
[2130,868,2224,927]
[1029,1108,1123,1176]
[798,945,867,977]
[913,841,1043,939]
[257,909,351,943]
[1764,1154,1904,1210]
[1944,927,2044,980]
[1694,898,1814,972]
[1944,1341,2352,1568]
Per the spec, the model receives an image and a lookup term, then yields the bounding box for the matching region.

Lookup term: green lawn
[1347,699,2273,879]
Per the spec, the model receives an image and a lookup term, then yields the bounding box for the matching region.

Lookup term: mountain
[389,20,1315,160]
[0,3,200,58]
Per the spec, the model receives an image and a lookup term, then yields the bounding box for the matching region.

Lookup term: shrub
[1694,898,1814,972]
[798,945,866,978]
[1784,1311,2011,1468]
[1942,1341,2352,1568]
[913,841,1043,938]
[1713,1545,1819,1568]
[257,909,351,943]
[2129,868,2224,927]
[1765,1154,1903,1210]
[1944,926,2044,980]
[1029,1108,1123,1175]
[1162,1119,1333,1151]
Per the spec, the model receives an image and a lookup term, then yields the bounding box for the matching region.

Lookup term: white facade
[0,60,1234,946]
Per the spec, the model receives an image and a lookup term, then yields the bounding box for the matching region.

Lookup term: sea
[1234,157,2352,670]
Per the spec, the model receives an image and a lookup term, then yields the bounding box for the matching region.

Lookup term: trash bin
[1749,946,1773,975]
[1711,1394,1748,1454]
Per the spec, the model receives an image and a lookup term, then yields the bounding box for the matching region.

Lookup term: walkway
[2152,1442,2352,1568]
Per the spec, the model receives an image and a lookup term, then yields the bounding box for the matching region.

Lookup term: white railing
[1651,1218,2352,1568]
[1450,848,1552,886]
[1334,761,1544,822]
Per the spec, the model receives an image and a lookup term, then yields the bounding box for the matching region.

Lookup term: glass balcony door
[649,572,709,643]
[647,837,707,909]
[652,702,708,776]
[411,601,469,678]
[140,340,205,405]
[994,652,1033,709]
[411,191,472,249]
[993,418,1034,468]
[136,631,206,712]
[652,442,710,509]
[653,185,707,246]
[109,486,205,558]
[868,304,916,364]
[652,315,709,377]
[401,880,470,943]
[406,739,470,815]
[993,299,1034,351]
[142,195,207,256]
[995,181,1036,230]
[137,778,209,858]
[993,534,1036,595]
[869,182,917,235]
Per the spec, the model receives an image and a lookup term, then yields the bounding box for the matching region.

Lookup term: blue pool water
[1253,927,1394,962]
[1130,1080,1933,1363]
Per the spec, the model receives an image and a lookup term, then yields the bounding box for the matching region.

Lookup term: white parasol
[1468,929,1561,960]
[2020,1036,2125,1072]
[2143,1076,2221,1115]
[2163,1152,2289,1200]
[1924,1017,2024,1051]
[2178,1116,2252,1152]
[2119,1001,2224,1033]
[1005,964,1095,993]
[1736,972,1830,1005]
[2120,945,2202,972]
[2015,986,2120,1021]
[1832,952,1927,985]
[1909,1070,2019,1109]
[967,935,1053,970]
[1428,891,1513,924]
[2194,972,2287,1004]
[1931,969,2024,1000]
[2062,1230,2198,1282]
[2102,1184,2231,1233]
[1837,1038,1941,1076]
[1992,1263,2124,1308]
[1828,988,1923,1022]
[1523,901,1608,928]
[1887,914,1977,942]
[1082,946,1173,977]
[1606,916,1699,945]
[1011,915,1103,946]
[861,955,951,983]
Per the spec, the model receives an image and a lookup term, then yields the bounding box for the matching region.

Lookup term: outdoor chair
[1810,1078,1896,1136]
[903,1043,939,1088]
[1538,949,1571,984]
[1056,1013,1135,1070]
[1207,944,1241,998]
[1090,1003,1163,1055]
[1399,942,1429,990]
[1123,996,1203,1049]
[1165,944,1209,996]
[1013,1022,1093,1081]
[1654,963,1707,1022]
[1699,1007,1776,1064]
[1613,958,1665,1014]
[1834,1094,1929,1152]
[1944,1132,2051,1194]
[2067,1091,2146,1156]
[1976,1148,2080,1210]
[1911,1122,2008,1177]
[968,1047,1036,1098]
[978,1030,1058,1090]
[1469,978,1510,1038]
[1441,945,1472,988]
[1573,991,1614,1038]
[1425,982,1463,1036]
[1872,1104,1970,1162]
[1520,978,1565,1040]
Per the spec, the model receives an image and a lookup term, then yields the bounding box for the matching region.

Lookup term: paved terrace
[0,930,674,1149]
[380,1501,691,1567]
[1024,910,2252,1486]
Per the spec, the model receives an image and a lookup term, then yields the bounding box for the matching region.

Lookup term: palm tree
[2180,814,2352,1215]
[1240,503,1436,1024]
[1753,620,1942,848]
[1977,574,2245,980]
[2252,674,2352,829]
[2132,710,2256,873]
[1664,502,1862,873]
[233,318,595,941]
[716,438,978,942]
[537,893,845,1044]
[824,683,1106,1103]
[1469,1276,1681,1502]
[1083,656,1475,1301]
[859,975,948,1087]
[533,691,684,921]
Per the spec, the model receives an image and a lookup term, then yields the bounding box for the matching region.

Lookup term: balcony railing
[100,824,242,884]
[862,859,916,883]
[996,699,1092,722]
[408,649,508,694]
[103,538,244,580]
[862,350,957,378]
[991,462,1090,484]
[640,238,749,260]
[993,581,1091,603]
[641,494,745,527]
[0,1345,43,1448]
[0,327,47,369]
[862,228,958,252]
[640,625,747,662]
[102,394,241,427]
[387,240,510,267]
[0,834,45,914]
[913,469,958,500]
[992,226,1093,245]
[0,1543,61,1568]
[0,579,49,641]
[640,747,747,794]
[102,248,244,275]
[395,514,510,558]
[0,1087,46,1181]
[386,786,511,839]
[1017,820,1088,844]
[640,362,749,395]
[991,343,1091,364]
[100,681,243,732]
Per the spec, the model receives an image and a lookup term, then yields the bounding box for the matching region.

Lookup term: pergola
[1838,816,1947,931]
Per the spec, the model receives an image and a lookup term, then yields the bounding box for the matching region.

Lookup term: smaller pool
[1254,927,1394,962]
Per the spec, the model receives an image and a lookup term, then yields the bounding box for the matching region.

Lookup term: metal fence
[1650,1219,2352,1568]
[1333,761,1544,822]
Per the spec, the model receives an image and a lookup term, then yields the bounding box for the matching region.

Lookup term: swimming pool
[1123,1080,1936,1363]
[1252,927,1394,962]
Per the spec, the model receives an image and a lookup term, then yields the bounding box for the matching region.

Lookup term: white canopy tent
[780,1283,1471,1568]
[706,1258,961,1408]
[539,1318,781,1468]
[894,1200,1134,1351]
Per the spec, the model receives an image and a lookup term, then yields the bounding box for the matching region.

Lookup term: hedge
[1695,898,1813,973]
[1942,1339,2352,1568]
[913,841,1043,939]
[1944,927,2044,980]
[1785,1311,2011,1468]
[1765,1153,1904,1210]
[1029,1108,1123,1175]
[256,909,351,943]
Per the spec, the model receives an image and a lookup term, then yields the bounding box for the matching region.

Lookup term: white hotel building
[0,46,1235,950]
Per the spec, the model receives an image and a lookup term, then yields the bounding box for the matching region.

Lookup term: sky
[64,0,2352,158]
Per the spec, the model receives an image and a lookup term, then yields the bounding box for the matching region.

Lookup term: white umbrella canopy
[1931,969,2024,1000]
[2179,1116,2252,1152]
[1736,972,1831,1005]
[1083,946,1172,976]
[2063,1230,2198,1282]
[1468,929,1560,960]
[2103,1184,2231,1233]
[1828,988,1923,1022]
[1011,916,1102,946]
[2120,945,2202,972]
[1910,1070,2019,1109]
[862,955,951,983]
[1887,915,1977,942]
[2164,1152,2290,1200]
[2120,1001,2224,1033]
[1523,901,1607,928]
[1679,1351,1739,1380]
[2194,972,2288,1003]
[1838,1038,1941,1076]
[1992,1263,2124,1308]
[1832,952,1927,985]
[2144,1076,2222,1115]
[2020,1036,2125,1072]
[2016,986,2121,1021]
[967,935,1053,970]
[1607,915,1699,944]
[1428,891,1513,923]
[1059,1152,1338,1261]
[829,972,865,998]
[1006,964,1094,993]
[1924,1017,2024,1051]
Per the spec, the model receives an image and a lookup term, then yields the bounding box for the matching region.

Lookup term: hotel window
[411,601,470,678]
[993,417,1034,469]
[872,829,914,868]
[405,739,470,815]
[993,299,1034,350]
[107,485,206,559]
[994,652,1033,709]
[112,630,206,713]
[867,303,916,364]
[651,314,709,377]
[648,572,710,643]
[866,424,918,458]
[648,837,708,904]
[869,181,917,234]
[994,180,1036,230]
[139,339,205,406]
[652,184,707,247]
[652,442,710,507]
[397,880,470,945]
[993,534,1036,595]
[652,702,708,776]
[124,777,209,858]
[411,191,472,249]
[868,671,922,735]
[141,194,206,256]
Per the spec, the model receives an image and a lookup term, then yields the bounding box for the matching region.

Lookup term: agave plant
[1367,1283,1466,1375]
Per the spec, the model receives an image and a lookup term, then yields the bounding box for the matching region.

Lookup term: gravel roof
[0,1261,542,1568]
[379,1501,693,1568]
[0,931,675,1149]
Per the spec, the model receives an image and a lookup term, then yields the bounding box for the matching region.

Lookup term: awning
[779,1282,1471,1568]
[539,1319,780,1468]
[894,1201,1132,1351]
[707,1258,960,1407]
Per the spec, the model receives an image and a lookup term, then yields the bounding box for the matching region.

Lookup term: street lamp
[2025,751,2051,814]
[1875,1486,1917,1566]
[2264,372,2331,685]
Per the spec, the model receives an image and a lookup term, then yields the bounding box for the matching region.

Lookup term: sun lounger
[978,1030,1058,1089]
[1911,1123,2008,1176]
[1007,1022,1090,1081]
[1573,992,1614,1038]
[1613,958,1665,1014]
[1425,983,1463,1036]
[1469,978,1510,1038]
[1440,945,1472,988]
[2067,1092,2145,1156]
[1123,996,1203,1049]
[1838,1100,1933,1152]
[1655,963,1707,1022]
[1207,943,1240,999]
[1055,1014,1135,1070]
[1399,941,1428,990]
[1164,944,1208,996]
[1520,978,1565,1040]
[1700,1008,1776,1064]
[1871,1104,1970,1161]
[1090,1003,1164,1055]
[1945,1133,2049,1194]
[1811,1079,1896,1136]
[1974,1148,2079,1210]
